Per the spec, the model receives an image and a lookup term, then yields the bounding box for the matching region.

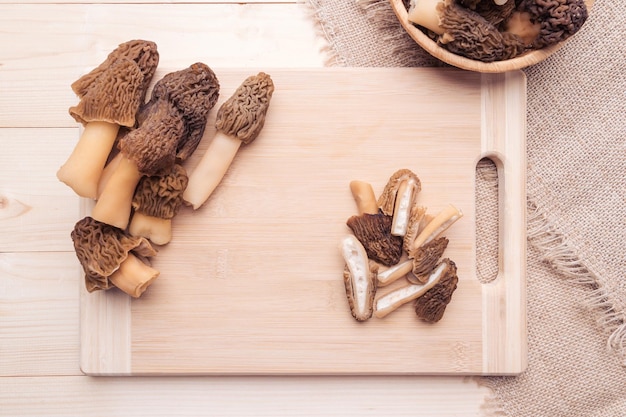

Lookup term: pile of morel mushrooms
[58,40,274,298]
[339,169,462,323]
[405,0,589,62]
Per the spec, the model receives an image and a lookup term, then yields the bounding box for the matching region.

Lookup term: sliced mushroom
[339,234,378,321]
[129,164,189,245]
[345,180,403,267]
[374,260,448,319]
[408,236,449,284]
[409,204,462,253]
[377,169,421,237]
[402,203,427,252]
[58,40,159,199]
[91,63,220,229]
[414,258,459,322]
[184,72,274,210]
[71,216,159,298]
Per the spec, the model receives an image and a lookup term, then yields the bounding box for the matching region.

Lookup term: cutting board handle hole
[475,157,499,283]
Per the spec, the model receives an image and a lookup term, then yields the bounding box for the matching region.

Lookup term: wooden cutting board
[79,68,527,376]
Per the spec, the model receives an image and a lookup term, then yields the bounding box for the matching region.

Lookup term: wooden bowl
[389,0,594,73]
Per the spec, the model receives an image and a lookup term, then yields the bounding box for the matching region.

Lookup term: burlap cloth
[305,0,626,415]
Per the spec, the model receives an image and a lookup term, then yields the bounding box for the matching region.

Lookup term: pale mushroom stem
[408,0,446,35]
[129,212,173,246]
[349,181,379,215]
[391,178,418,237]
[56,121,120,199]
[377,260,413,286]
[97,152,123,198]
[109,252,159,298]
[91,155,142,229]
[411,204,462,252]
[183,131,242,210]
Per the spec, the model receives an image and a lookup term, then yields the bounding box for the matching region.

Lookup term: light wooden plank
[0,3,324,128]
[0,252,81,376]
[0,375,491,416]
[0,128,81,252]
[80,68,526,376]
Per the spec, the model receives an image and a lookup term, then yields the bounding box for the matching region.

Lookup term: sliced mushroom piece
[345,180,403,267]
[184,72,274,210]
[58,40,159,199]
[408,236,449,284]
[339,235,378,321]
[377,169,421,237]
[92,63,220,229]
[414,258,459,322]
[402,203,427,252]
[377,260,413,287]
[410,204,462,253]
[374,260,448,319]
[71,216,159,298]
[129,164,189,245]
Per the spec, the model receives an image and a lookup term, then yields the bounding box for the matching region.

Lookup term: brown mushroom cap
[69,40,159,127]
[215,72,275,145]
[132,164,189,219]
[414,258,458,322]
[377,169,422,217]
[71,216,157,293]
[438,1,526,62]
[459,0,516,26]
[346,212,404,267]
[517,0,588,48]
[409,236,449,283]
[148,62,221,161]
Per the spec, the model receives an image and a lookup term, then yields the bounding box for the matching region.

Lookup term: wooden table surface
[0,1,492,415]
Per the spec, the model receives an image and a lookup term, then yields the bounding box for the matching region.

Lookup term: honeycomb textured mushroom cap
[148,62,221,161]
[410,236,449,283]
[517,0,588,48]
[132,164,189,219]
[438,1,526,62]
[460,0,516,26]
[69,40,159,127]
[377,169,421,217]
[414,258,458,322]
[215,72,275,145]
[346,212,404,267]
[71,216,157,293]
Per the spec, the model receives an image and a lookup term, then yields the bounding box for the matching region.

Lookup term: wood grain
[80,68,527,376]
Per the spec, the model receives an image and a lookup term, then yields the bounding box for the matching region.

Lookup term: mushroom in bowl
[390,0,593,72]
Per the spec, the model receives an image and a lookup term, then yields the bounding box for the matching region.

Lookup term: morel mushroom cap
[437,1,526,62]
[459,0,516,26]
[183,72,275,210]
[346,213,404,267]
[71,216,158,297]
[145,62,220,161]
[58,40,159,199]
[511,0,588,48]
[129,164,189,245]
[414,258,458,322]
[408,236,449,284]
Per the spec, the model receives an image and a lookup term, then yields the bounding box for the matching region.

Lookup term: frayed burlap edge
[302,0,349,66]
[525,198,626,365]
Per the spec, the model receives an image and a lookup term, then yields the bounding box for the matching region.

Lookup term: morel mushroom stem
[410,204,462,252]
[408,0,446,35]
[377,260,413,287]
[374,261,447,318]
[57,121,120,199]
[183,131,242,209]
[97,152,123,197]
[109,252,159,298]
[349,181,379,215]
[391,176,419,236]
[91,156,142,229]
[129,213,172,246]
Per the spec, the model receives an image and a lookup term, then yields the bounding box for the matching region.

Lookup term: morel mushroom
[346,181,403,266]
[409,203,462,253]
[71,216,159,298]
[339,234,378,322]
[377,169,421,237]
[408,0,526,62]
[91,63,220,229]
[414,258,459,322]
[374,259,448,318]
[57,40,159,199]
[505,0,588,48]
[459,0,516,26]
[408,236,449,284]
[129,164,189,245]
[184,72,275,210]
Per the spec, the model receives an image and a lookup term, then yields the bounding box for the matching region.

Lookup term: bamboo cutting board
[79,68,527,376]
